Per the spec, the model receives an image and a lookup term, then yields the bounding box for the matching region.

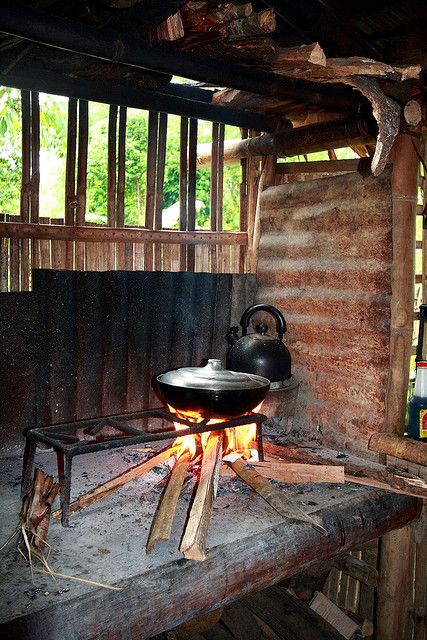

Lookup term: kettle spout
[226,326,240,346]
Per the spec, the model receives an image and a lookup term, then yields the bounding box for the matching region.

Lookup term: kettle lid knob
[256,322,268,335]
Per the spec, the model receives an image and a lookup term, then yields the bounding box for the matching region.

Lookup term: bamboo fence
[0,91,259,291]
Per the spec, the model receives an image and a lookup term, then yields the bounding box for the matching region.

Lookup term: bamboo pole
[196,117,377,168]
[377,132,422,640]
[179,116,188,271]
[144,110,159,271]
[187,118,198,272]
[20,90,31,290]
[369,432,427,466]
[64,97,77,270]
[384,133,422,435]
[76,99,88,270]
[0,222,247,245]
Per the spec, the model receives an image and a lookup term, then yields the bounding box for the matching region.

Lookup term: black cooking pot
[156,359,270,418]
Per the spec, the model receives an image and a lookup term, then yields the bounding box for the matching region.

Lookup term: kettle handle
[240,304,287,341]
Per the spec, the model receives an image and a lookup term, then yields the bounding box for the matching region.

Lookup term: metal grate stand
[22,408,266,526]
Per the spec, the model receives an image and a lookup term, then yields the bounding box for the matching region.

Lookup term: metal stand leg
[57,451,73,527]
[257,421,264,461]
[21,437,37,497]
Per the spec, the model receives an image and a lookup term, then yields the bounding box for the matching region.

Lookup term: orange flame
[168,402,263,461]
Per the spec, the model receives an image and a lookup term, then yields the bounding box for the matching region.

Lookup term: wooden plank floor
[0,444,420,640]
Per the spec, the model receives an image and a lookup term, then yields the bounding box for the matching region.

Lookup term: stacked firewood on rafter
[151,1,422,176]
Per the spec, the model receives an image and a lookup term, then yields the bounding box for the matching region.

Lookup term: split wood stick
[146,451,192,554]
[229,457,327,535]
[220,461,344,484]
[180,432,223,561]
[345,473,427,499]
[52,446,178,519]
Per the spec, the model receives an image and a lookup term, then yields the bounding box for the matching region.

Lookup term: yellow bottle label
[420,410,427,438]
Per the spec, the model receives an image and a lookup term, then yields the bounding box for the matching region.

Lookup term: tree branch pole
[0,5,363,111]
[197,117,377,168]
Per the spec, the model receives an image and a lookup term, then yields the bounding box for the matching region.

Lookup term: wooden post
[377,132,422,640]
[384,133,422,436]
[376,526,416,640]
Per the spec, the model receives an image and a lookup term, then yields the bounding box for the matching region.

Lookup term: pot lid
[158,359,270,391]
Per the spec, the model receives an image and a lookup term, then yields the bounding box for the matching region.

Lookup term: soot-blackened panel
[31,270,239,425]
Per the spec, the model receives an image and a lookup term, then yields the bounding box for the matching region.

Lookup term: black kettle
[226,304,292,385]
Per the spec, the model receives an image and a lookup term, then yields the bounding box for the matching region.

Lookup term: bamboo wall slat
[0,96,250,291]
[187,117,197,272]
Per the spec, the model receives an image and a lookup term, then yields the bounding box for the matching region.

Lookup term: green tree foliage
[0,87,22,214]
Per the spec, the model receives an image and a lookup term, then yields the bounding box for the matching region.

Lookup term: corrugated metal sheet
[0,270,256,448]
[256,168,393,453]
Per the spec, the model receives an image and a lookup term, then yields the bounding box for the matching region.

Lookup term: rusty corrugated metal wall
[256,168,393,453]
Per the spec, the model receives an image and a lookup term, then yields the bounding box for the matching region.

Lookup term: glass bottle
[407,360,427,441]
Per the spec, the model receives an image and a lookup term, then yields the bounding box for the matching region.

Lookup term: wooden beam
[0,5,363,111]
[197,117,377,168]
[275,158,372,174]
[0,223,248,246]
[369,433,427,467]
[0,66,277,133]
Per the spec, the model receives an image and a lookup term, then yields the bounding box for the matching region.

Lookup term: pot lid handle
[240,304,286,341]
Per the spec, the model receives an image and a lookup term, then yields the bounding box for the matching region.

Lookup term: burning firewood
[147,451,193,554]
[52,445,178,519]
[225,455,328,536]
[180,432,223,561]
